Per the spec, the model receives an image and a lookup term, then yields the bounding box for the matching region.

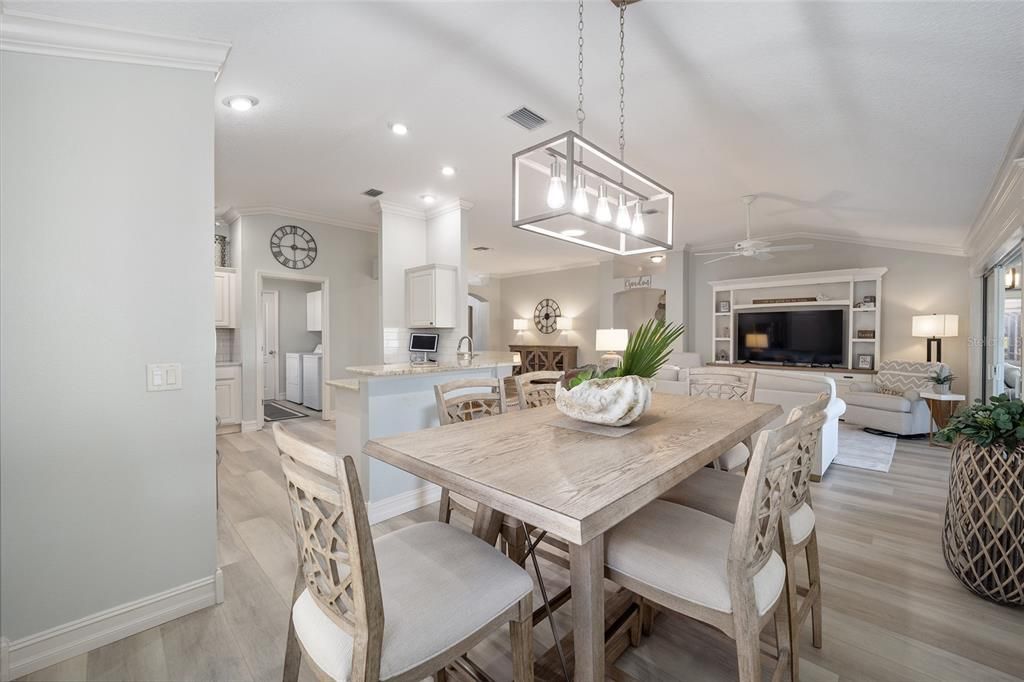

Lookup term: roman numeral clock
[270,225,317,269]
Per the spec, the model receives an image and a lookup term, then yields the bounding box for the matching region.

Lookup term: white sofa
[843,360,949,436]
[655,355,846,479]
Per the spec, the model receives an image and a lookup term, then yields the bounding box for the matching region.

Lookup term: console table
[509,344,578,375]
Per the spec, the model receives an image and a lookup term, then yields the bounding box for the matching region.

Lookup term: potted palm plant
[555,319,685,426]
[936,394,1024,606]
[931,370,956,395]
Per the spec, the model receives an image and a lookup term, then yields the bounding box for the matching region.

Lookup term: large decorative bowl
[555,375,653,427]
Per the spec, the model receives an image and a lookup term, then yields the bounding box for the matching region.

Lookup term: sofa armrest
[903,389,921,401]
[849,381,877,393]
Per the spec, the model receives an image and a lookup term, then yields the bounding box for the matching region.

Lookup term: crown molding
[218,206,377,233]
[964,109,1024,263]
[685,230,966,258]
[426,199,474,220]
[0,10,231,76]
[489,259,605,280]
[375,200,425,220]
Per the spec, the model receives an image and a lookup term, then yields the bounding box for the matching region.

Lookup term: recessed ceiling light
[420,194,436,204]
[223,95,258,111]
[390,122,408,136]
[441,166,456,177]
[649,254,665,264]
[561,229,586,237]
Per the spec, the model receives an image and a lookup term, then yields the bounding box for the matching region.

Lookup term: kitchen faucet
[457,335,474,360]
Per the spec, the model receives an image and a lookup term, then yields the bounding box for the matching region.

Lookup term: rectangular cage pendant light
[513,131,673,256]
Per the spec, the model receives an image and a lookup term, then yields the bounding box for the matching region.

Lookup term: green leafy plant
[612,319,686,379]
[936,393,1024,449]
[931,371,956,386]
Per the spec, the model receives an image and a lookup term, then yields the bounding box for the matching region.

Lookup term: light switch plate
[147,363,183,391]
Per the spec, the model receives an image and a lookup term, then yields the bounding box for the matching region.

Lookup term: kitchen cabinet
[306,290,322,332]
[215,365,241,424]
[406,264,457,329]
[214,268,238,328]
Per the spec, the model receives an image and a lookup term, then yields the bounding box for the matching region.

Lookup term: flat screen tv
[736,310,844,366]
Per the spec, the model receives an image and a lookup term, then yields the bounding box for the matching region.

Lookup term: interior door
[261,290,279,401]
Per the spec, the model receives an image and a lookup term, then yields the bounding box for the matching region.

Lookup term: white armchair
[843,360,950,435]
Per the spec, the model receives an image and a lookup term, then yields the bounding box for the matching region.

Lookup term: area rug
[834,422,897,473]
[263,401,307,422]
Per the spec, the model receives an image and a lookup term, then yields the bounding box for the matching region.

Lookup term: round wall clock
[534,298,561,334]
[270,225,317,269]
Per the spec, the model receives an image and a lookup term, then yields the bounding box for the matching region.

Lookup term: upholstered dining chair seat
[717,443,750,472]
[606,500,786,617]
[292,521,533,682]
[661,469,816,545]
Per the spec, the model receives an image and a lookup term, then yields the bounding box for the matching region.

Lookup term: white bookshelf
[710,267,887,370]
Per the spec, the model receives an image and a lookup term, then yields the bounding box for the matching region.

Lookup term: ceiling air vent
[506,107,547,130]
[473,246,493,252]
[362,188,384,197]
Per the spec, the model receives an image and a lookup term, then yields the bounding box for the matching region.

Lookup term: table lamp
[596,328,629,371]
[513,318,528,332]
[911,314,958,362]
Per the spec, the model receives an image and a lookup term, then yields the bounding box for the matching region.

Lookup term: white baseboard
[8,569,222,679]
[241,420,261,432]
[368,485,441,525]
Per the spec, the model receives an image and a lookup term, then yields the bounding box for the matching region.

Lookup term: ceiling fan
[697,195,814,264]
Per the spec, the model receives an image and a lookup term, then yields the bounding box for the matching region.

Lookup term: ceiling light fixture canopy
[512,0,673,256]
[390,122,408,135]
[223,95,258,111]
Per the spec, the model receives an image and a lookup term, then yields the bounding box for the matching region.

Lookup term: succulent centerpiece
[555,319,685,427]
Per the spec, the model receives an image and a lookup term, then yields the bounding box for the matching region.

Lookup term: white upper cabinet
[306,289,322,332]
[214,268,238,328]
[406,264,457,328]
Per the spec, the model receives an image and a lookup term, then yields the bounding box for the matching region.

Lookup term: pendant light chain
[617,0,626,161]
[576,0,586,135]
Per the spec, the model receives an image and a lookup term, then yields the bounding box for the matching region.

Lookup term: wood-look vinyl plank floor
[20,417,1024,682]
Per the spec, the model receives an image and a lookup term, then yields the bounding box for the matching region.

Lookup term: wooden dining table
[364,393,782,681]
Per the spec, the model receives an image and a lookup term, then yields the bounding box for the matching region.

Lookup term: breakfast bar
[327,351,518,510]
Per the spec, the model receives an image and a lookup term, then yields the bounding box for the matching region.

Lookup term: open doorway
[613,287,667,332]
[256,271,330,428]
[468,292,491,350]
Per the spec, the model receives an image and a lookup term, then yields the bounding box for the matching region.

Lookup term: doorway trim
[255,270,331,430]
[260,289,280,401]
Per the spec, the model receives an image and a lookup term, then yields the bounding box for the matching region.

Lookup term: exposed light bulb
[615,193,631,230]
[595,185,611,223]
[546,161,565,209]
[572,174,589,215]
[631,202,645,235]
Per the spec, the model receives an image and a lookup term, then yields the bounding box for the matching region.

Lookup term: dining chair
[272,423,534,682]
[681,367,758,470]
[514,371,563,410]
[657,393,830,682]
[604,417,804,682]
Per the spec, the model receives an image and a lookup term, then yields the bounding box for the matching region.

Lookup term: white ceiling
[11,1,1024,276]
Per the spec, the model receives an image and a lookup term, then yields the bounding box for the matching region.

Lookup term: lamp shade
[745,332,769,349]
[596,328,628,352]
[912,314,959,338]
[558,316,574,330]
[513,318,528,331]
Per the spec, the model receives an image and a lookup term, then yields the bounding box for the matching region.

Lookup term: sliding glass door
[983,247,1023,400]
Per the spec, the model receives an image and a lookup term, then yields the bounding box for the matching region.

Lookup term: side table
[920,391,966,446]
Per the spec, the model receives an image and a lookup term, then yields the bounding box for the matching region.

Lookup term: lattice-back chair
[273,424,534,682]
[605,418,803,682]
[515,370,563,410]
[682,367,758,470]
[434,377,507,425]
[776,393,829,682]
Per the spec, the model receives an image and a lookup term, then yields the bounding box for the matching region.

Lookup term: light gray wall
[1,54,216,640]
[469,279,502,351]
[498,265,603,365]
[686,241,972,385]
[239,214,379,422]
[263,278,322,393]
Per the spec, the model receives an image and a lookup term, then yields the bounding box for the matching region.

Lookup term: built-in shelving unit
[710,267,887,370]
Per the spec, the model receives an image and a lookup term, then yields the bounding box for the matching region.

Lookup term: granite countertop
[326,379,360,392]
[342,351,519,378]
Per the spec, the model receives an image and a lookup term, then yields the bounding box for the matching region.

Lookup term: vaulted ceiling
[10,1,1024,275]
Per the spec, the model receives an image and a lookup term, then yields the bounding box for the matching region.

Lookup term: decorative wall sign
[534,298,562,334]
[624,275,652,290]
[270,225,317,269]
[857,329,876,339]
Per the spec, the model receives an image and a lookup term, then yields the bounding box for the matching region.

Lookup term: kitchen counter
[326,378,360,392]
[216,361,241,367]
[344,351,518,377]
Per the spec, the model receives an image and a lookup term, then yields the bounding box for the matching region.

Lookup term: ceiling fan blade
[705,254,741,264]
[695,250,738,256]
[753,252,775,261]
[760,244,814,253]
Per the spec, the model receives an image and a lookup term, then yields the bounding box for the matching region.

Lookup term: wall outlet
[147,363,182,391]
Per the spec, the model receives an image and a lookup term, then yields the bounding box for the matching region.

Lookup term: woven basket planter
[942,438,1024,606]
